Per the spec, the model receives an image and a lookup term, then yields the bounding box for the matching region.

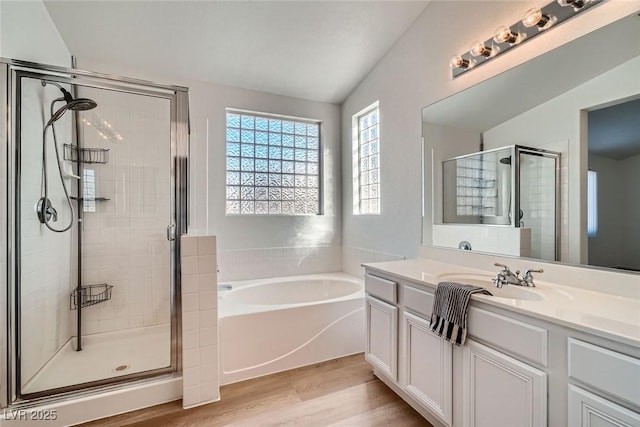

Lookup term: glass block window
[83,168,96,213]
[225,109,321,215]
[353,102,380,215]
[455,156,498,217]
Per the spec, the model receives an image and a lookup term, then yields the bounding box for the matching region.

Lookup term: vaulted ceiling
[44,1,429,103]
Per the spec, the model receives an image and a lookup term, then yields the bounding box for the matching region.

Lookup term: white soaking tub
[218,273,364,385]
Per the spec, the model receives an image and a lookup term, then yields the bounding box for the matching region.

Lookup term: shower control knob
[37,197,58,223]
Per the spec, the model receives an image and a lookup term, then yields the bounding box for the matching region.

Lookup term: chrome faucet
[492,263,543,288]
[521,268,544,287]
[218,284,232,291]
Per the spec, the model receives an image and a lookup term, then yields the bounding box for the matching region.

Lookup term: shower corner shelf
[64,144,110,164]
[70,196,111,202]
[70,284,113,310]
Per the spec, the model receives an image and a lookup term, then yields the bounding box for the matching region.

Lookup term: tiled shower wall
[20,79,75,383]
[217,245,342,282]
[77,88,172,335]
[520,154,560,261]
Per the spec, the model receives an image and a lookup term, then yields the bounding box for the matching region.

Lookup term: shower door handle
[166,223,176,241]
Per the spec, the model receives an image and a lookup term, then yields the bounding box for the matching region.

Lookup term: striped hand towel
[430,282,492,346]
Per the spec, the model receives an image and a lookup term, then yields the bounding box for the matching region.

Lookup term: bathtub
[219,273,364,385]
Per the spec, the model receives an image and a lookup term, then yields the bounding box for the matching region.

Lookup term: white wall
[0,0,71,66]
[340,0,639,275]
[484,56,640,263]
[183,79,342,281]
[78,59,342,282]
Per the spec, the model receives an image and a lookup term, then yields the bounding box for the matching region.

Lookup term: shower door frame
[1,59,189,406]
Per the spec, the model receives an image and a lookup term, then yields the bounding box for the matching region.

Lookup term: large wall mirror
[422,12,640,274]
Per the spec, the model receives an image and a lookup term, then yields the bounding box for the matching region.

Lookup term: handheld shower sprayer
[38,80,98,233]
[41,80,98,125]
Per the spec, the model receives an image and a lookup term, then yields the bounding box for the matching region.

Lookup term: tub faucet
[218,284,232,291]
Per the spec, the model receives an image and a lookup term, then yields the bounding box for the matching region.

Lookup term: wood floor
[83,354,432,427]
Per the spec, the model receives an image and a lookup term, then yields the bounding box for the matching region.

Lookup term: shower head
[499,156,512,165]
[42,80,98,125]
[66,98,98,111]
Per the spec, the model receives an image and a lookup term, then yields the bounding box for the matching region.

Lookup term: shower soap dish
[64,144,110,164]
[70,284,113,310]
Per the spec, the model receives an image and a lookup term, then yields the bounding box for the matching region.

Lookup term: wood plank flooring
[83,354,433,427]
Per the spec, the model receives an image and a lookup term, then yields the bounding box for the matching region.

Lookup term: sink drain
[113,364,130,372]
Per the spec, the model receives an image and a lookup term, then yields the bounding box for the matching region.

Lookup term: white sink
[436,273,545,301]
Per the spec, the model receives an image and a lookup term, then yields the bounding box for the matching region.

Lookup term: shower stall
[1,59,189,404]
[442,145,560,261]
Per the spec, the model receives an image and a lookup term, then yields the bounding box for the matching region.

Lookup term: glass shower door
[16,72,177,398]
[518,149,559,261]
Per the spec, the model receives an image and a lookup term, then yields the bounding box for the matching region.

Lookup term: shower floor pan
[22,324,171,395]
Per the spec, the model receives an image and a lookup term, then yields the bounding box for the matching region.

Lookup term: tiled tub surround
[342,245,405,278]
[181,235,220,408]
[217,245,342,282]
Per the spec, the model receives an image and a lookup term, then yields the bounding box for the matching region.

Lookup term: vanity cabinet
[366,273,453,426]
[403,311,452,425]
[364,274,399,381]
[568,385,640,427]
[363,266,640,427]
[365,268,546,427]
[365,295,398,380]
[462,339,547,427]
[567,339,640,427]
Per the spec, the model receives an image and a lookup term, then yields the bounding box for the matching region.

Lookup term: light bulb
[557,0,586,9]
[493,26,519,44]
[521,7,550,28]
[470,41,492,57]
[449,55,469,69]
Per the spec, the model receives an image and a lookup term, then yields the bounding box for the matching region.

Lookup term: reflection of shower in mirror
[441,145,561,261]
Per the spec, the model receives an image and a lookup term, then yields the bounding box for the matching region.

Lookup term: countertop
[363,258,640,348]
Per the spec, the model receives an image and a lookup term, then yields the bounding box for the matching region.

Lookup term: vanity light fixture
[449,0,602,77]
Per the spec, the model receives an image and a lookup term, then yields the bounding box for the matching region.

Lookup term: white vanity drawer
[568,338,640,405]
[403,285,434,319]
[365,274,397,304]
[467,307,548,367]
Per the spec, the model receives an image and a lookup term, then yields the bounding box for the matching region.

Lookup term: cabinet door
[365,295,398,381]
[463,339,547,427]
[568,385,640,427]
[404,311,452,426]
